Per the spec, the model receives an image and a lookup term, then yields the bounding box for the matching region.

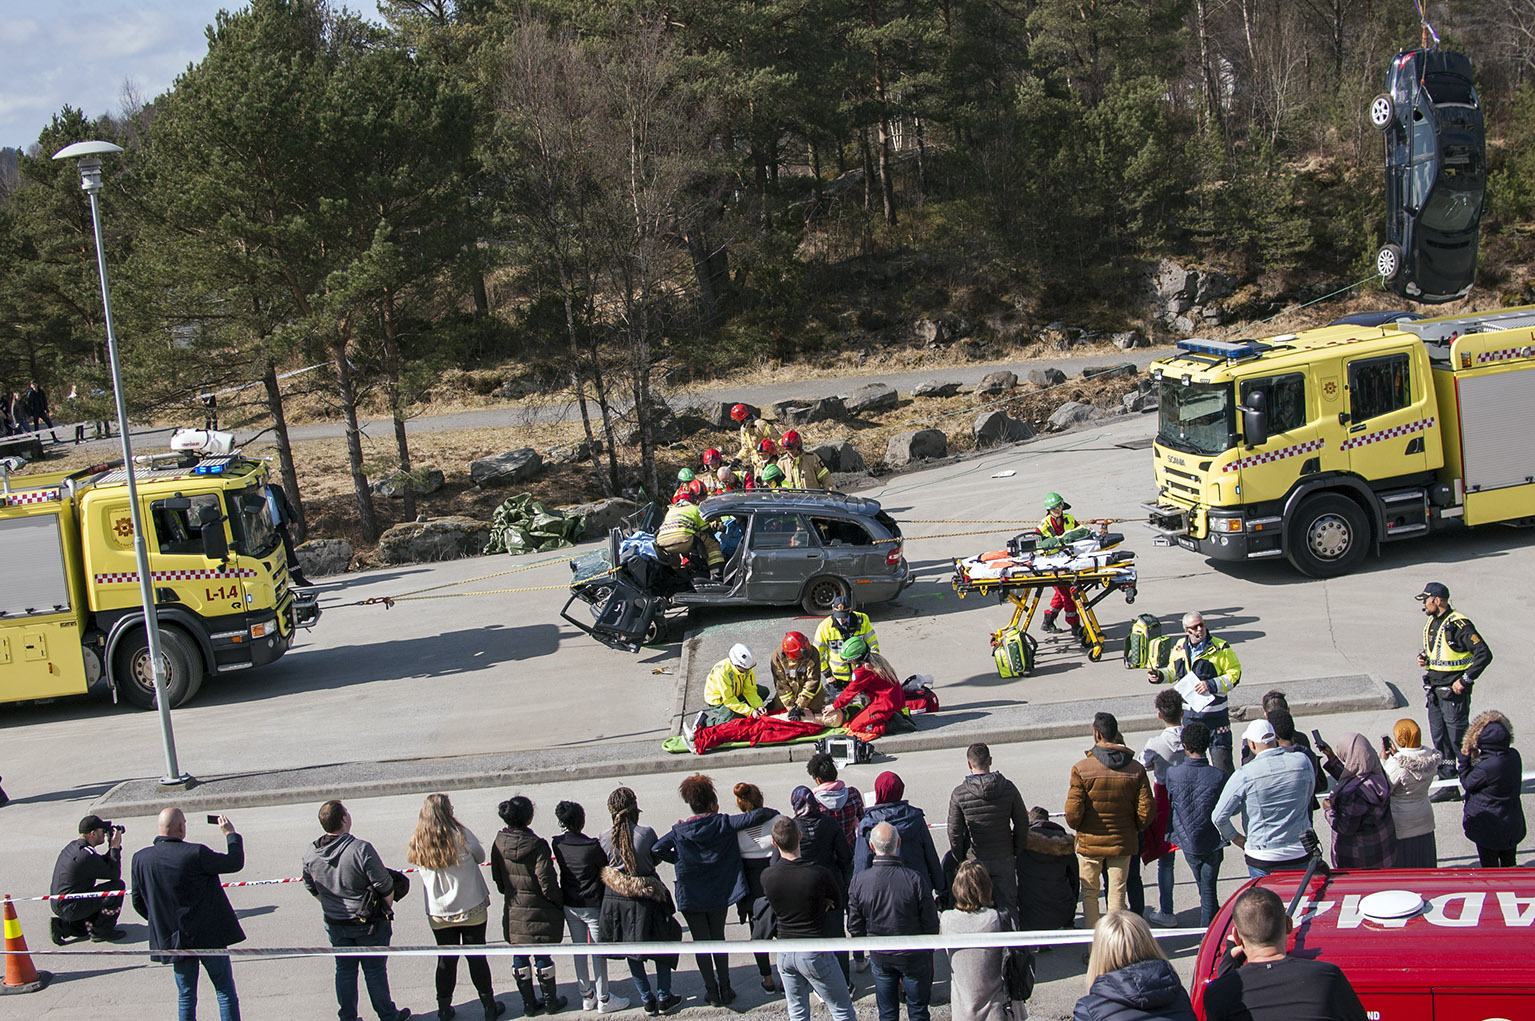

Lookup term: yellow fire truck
[1144,307,1535,576]
[0,444,319,709]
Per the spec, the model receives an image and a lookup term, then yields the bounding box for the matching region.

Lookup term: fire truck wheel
[1285,493,1368,578]
[116,628,205,710]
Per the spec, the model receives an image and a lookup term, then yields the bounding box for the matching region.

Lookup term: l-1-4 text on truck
[1144,307,1535,576]
[0,444,319,709]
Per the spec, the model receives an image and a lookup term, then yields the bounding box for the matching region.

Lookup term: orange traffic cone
[2,895,51,994]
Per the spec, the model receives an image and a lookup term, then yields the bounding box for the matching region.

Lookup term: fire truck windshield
[235,487,280,557]
[1157,379,1233,456]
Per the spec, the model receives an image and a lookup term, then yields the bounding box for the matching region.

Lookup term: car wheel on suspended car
[1376,243,1404,282]
[1368,93,1395,130]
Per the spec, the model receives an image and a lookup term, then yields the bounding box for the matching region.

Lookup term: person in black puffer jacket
[947,743,1030,922]
[1016,807,1080,932]
[491,796,568,1016]
[1074,912,1196,1021]
[1459,710,1526,867]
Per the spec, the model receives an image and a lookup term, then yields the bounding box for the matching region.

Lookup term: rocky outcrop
[1144,258,1236,333]
[884,429,948,466]
[371,468,445,498]
[560,497,639,539]
[295,538,354,577]
[771,396,846,426]
[378,516,492,564]
[1111,330,1149,350]
[843,383,900,415]
[974,371,1018,397]
[973,410,1036,448]
[470,449,543,487]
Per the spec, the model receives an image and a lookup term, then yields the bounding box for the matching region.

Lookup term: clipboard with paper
[1174,671,1218,713]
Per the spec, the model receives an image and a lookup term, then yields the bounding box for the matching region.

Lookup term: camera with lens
[103,822,125,836]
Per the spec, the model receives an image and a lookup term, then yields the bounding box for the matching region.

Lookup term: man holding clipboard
[1149,611,1242,773]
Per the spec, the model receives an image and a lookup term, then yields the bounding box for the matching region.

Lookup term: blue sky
[0,2,380,152]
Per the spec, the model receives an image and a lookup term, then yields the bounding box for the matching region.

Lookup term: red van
[1192,867,1535,1020]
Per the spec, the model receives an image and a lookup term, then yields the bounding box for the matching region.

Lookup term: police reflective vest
[736,420,781,463]
[813,612,879,686]
[1422,611,1475,674]
[779,450,830,490]
[656,503,723,567]
[705,659,764,717]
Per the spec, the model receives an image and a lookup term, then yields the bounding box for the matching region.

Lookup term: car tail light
[886,543,903,565]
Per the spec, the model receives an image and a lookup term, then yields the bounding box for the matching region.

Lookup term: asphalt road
[3,406,1533,1019]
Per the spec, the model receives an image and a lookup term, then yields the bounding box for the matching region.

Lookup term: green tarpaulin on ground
[484,493,585,555]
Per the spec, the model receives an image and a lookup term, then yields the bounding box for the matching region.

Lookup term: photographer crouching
[50,814,127,943]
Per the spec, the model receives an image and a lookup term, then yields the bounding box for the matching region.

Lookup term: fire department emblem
[1322,379,1339,399]
[113,516,134,539]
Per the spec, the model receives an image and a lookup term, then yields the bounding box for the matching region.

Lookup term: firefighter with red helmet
[733,403,780,463]
[776,430,831,490]
[771,631,825,719]
[656,480,722,577]
[751,437,780,480]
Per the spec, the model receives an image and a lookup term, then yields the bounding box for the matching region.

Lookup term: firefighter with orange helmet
[776,430,831,490]
[656,480,722,577]
[733,403,780,463]
[771,631,825,719]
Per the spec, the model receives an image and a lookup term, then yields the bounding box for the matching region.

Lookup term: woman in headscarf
[1382,719,1441,868]
[853,771,944,893]
[598,787,682,1015]
[786,785,853,985]
[1316,732,1396,869]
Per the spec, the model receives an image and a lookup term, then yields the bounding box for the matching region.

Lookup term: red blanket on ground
[692,715,826,754]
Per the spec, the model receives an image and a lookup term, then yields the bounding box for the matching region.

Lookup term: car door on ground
[743,511,822,603]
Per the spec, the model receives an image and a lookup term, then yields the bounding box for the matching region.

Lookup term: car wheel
[1376,243,1404,282]
[1368,93,1395,130]
[115,628,204,710]
[1285,494,1369,578]
[644,617,669,646]
[801,576,850,615]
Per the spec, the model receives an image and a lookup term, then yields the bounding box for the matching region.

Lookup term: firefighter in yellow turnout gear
[733,403,780,464]
[776,430,831,490]
[813,595,879,691]
[655,482,723,577]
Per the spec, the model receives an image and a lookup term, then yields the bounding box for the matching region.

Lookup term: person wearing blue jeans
[870,954,933,1021]
[761,816,857,1021]
[1166,721,1230,927]
[847,824,938,1021]
[172,956,240,1021]
[328,918,406,1021]
[1211,720,1315,882]
[779,951,856,1021]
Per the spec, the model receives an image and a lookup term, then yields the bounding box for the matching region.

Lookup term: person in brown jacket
[771,631,826,717]
[491,796,569,1015]
[1065,712,1156,931]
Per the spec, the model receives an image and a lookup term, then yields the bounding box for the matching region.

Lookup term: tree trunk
[471,270,489,319]
[559,262,614,497]
[262,359,306,543]
[859,130,875,214]
[328,329,380,543]
[687,230,719,323]
[380,290,417,523]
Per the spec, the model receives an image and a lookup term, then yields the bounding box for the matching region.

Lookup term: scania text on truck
[0,438,319,709]
[1144,306,1535,576]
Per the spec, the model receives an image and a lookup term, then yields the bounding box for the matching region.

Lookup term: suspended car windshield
[1157,380,1232,456]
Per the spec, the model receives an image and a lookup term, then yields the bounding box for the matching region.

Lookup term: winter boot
[481,993,508,1018]
[437,996,456,1020]
[537,967,568,1014]
[1042,610,1061,633]
[514,968,544,1017]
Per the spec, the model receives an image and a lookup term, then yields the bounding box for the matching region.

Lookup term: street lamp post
[53,140,190,787]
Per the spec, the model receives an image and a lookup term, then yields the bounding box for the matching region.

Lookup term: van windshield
[1157,380,1233,456]
[234,486,280,558]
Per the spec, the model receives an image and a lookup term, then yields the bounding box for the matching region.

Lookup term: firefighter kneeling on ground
[700,643,772,728]
[829,635,905,739]
[777,430,830,490]
[772,631,825,718]
[815,595,879,692]
[656,480,723,579]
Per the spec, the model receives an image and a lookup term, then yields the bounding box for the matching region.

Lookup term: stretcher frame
[952,559,1138,662]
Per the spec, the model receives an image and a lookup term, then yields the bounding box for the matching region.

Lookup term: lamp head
[52,140,124,195]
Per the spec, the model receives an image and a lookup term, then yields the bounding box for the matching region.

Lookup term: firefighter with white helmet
[704,643,769,720]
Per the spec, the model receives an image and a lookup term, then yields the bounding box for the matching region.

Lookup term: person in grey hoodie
[301,800,410,1021]
[946,742,1030,923]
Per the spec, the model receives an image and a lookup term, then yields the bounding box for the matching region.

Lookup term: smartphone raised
[206,814,221,825]
[1381,735,1396,755]
[1311,728,1324,748]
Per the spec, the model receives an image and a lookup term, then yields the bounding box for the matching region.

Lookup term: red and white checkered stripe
[1475,346,1535,364]
[1339,417,1436,451]
[1221,438,1325,474]
[5,488,61,505]
[93,567,259,584]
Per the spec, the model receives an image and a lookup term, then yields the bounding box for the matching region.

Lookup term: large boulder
[679,398,738,429]
[973,410,1036,448]
[844,382,900,415]
[470,448,543,487]
[771,396,846,426]
[1123,391,1159,414]
[1082,363,1137,381]
[378,516,492,564]
[1026,367,1067,387]
[912,380,963,398]
[559,496,639,539]
[1149,258,1198,314]
[295,538,353,577]
[1111,330,1149,350]
[1047,401,1098,432]
[616,397,682,445]
[547,438,604,465]
[974,370,1018,397]
[912,318,947,345]
[884,429,948,467]
[813,440,866,474]
[371,468,445,499]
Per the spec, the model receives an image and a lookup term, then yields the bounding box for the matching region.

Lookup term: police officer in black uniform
[1415,581,1492,801]
[50,815,128,943]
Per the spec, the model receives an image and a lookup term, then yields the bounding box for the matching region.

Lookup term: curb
[92,674,1400,817]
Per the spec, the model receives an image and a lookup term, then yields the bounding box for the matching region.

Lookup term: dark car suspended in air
[1369,48,1485,304]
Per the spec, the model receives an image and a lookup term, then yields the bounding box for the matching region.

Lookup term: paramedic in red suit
[1038,492,1080,634]
[829,636,905,739]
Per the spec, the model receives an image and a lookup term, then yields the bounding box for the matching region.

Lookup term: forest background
[4,0,1535,548]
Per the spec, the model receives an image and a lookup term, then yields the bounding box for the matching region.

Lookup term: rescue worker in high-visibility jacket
[814,595,879,691]
[1038,492,1081,634]
[655,481,722,577]
[1149,611,1242,772]
[733,404,780,463]
[1415,580,1493,791]
[704,643,768,720]
[776,430,831,490]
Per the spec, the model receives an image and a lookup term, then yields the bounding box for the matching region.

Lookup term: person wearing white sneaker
[552,801,630,1015]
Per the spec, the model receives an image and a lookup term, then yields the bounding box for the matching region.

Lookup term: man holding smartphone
[1414,582,1492,798]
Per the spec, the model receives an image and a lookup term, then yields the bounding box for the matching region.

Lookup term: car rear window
[750,513,814,549]
[811,517,874,546]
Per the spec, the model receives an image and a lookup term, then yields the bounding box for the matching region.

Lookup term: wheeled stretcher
[951,529,1139,662]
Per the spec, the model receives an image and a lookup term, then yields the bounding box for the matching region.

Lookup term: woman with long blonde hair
[407,793,505,1020]
[1074,911,1194,1020]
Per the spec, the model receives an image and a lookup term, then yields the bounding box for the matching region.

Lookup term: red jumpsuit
[1039,512,1080,629]
[832,662,906,739]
